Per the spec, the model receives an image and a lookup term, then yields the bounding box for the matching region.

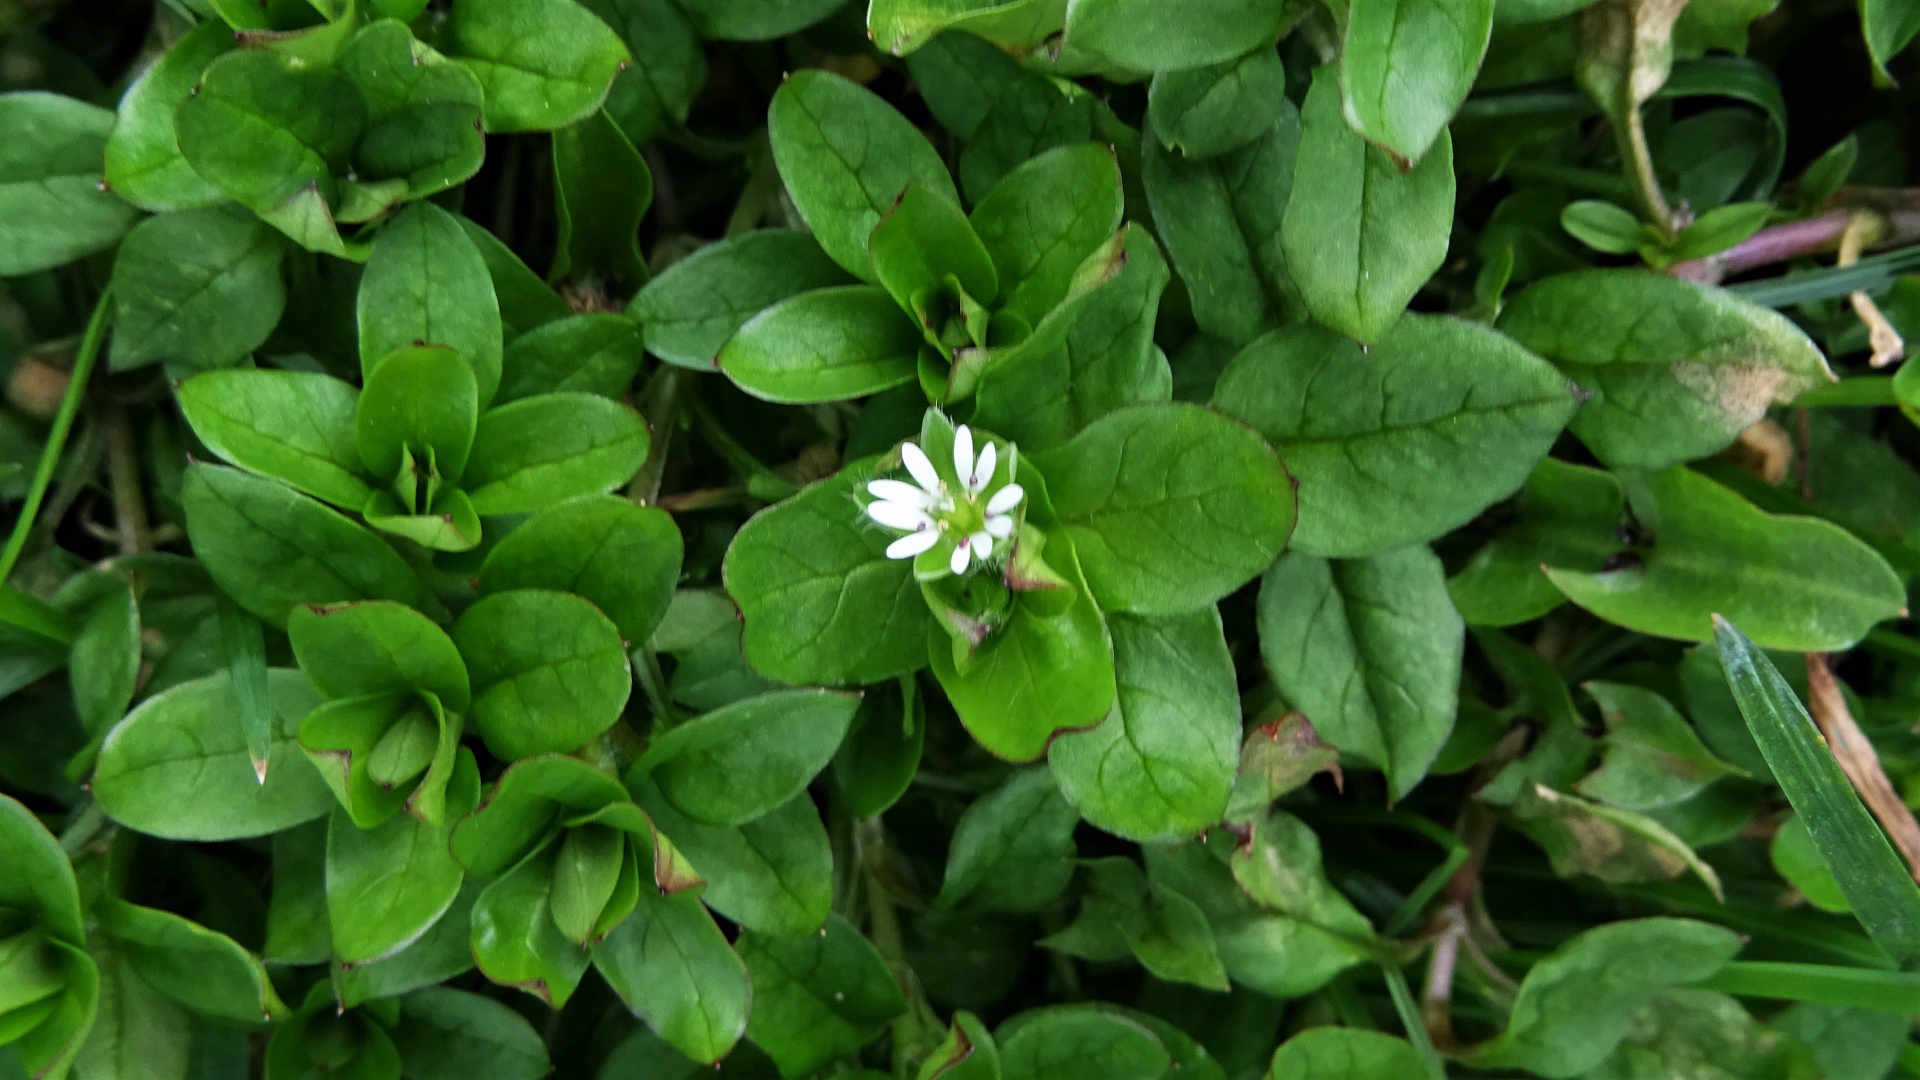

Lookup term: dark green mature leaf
[1143,109,1300,347]
[958,76,1096,205]
[768,69,959,281]
[1256,548,1462,800]
[358,202,505,407]
[1545,467,1905,651]
[904,28,1026,137]
[178,370,368,509]
[581,0,706,146]
[551,108,651,288]
[104,20,234,211]
[719,286,923,404]
[639,689,859,826]
[288,600,470,709]
[0,794,84,945]
[0,92,140,275]
[1498,271,1834,470]
[969,142,1124,331]
[832,679,924,819]
[1148,49,1287,161]
[495,314,646,403]
[339,20,487,199]
[480,495,681,646]
[327,749,479,964]
[75,936,187,1080]
[1214,316,1578,558]
[938,766,1080,912]
[4,935,97,1080]
[1060,0,1288,71]
[463,393,649,513]
[631,776,835,936]
[724,465,931,686]
[173,50,366,255]
[1342,0,1493,165]
[1265,1028,1427,1080]
[391,987,552,1080]
[1470,918,1745,1078]
[970,223,1172,451]
[1716,619,1920,964]
[1281,65,1453,343]
[1145,833,1368,999]
[994,1005,1171,1080]
[460,217,574,338]
[1029,402,1293,616]
[870,181,998,327]
[93,670,332,840]
[1447,459,1625,627]
[68,578,138,737]
[684,0,848,39]
[872,0,1065,55]
[453,589,631,760]
[738,913,908,1078]
[928,564,1116,762]
[1047,858,1228,989]
[447,0,630,133]
[1049,609,1237,843]
[1229,809,1377,944]
[594,888,752,1065]
[628,230,854,368]
[99,900,286,1025]
[182,464,430,626]
[1577,682,1742,810]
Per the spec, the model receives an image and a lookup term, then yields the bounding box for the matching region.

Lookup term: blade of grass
[1381,962,1450,1080]
[0,286,112,586]
[1715,616,1920,965]
[1687,960,1920,1012]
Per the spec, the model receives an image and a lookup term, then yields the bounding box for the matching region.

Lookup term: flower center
[939,492,986,537]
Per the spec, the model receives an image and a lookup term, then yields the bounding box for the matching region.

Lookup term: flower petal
[969,442,997,494]
[886,530,940,559]
[970,531,994,561]
[867,501,935,531]
[985,483,1025,515]
[953,425,975,487]
[985,514,1015,539]
[868,479,932,507]
[901,442,942,495]
[950,538,971,575]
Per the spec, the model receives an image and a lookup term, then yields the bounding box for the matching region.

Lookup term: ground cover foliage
[9,0,1920,1076]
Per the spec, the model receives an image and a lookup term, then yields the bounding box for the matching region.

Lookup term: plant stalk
[0,287,113,585]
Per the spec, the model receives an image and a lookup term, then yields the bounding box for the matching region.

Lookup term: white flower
[864,425,1024,575]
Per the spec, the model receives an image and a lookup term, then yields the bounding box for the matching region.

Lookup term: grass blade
[1689,960,1920,1012]
[1715,615,1920,965]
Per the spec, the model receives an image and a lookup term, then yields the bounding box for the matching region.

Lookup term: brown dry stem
[1805,653,1920,880]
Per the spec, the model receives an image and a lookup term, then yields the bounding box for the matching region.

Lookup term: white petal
[952,425,975,487]
[867,479,932,507]
[970,531,993,561]
[985,483,1025,514]
[950,539,971,575]
[985,514,1014,539]
[969,442,997,494]
[900,442,942,495]
[886,531,940,559]
[867,501,935,531]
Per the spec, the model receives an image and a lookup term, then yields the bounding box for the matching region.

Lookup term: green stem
[633,646,680,730]
[58,799,109,859]
[686,388,799,502]
[1616,105,1675,237]
[1383,962,1450,1080]
[0,286,113,584]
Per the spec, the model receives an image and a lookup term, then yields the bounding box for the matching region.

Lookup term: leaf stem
[686,387,799,502]
[0,286,113,584]
[632,645,680,731]
[101,399,151,554]
[1617,105,1675,238]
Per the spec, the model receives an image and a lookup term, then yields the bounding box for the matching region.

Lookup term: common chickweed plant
[7,0,1920,1078]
